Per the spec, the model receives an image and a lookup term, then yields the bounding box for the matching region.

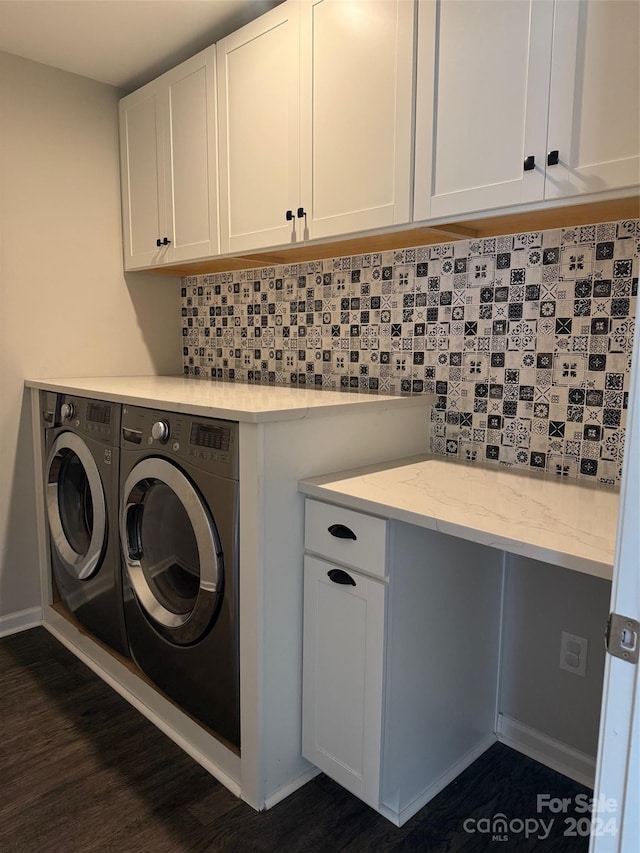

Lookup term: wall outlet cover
[560,631,588,677]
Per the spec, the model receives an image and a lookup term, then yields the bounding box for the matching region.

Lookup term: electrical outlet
[559,631,588,677]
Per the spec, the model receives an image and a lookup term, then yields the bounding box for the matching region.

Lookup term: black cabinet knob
[156,238,162,247]
[328,523,357,541]
[285,209,294,221]
[547,149,559,166]
[297,207,306,218]
[156,237,171,247]
[327,568,356,586]
[523,155,536,172]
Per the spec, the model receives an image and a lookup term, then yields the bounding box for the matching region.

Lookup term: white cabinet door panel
[217,2,300,253]
[414,0,554,220]
[545,0,640,200]
[301,0,414,239]
[120,47,218,269]
[302,554,385,809]
[120,91,166,268]
[165,48,219,261]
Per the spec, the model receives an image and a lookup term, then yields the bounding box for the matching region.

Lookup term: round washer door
[45,432,107,581]
[120,457,223,646]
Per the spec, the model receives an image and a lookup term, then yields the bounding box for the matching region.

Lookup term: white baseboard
[497,713,596,789]
[0,606,42,638]
[379,734,498,827]
[263,765,321,810]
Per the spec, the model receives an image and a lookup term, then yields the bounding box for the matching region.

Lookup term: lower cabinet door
[302,554,385,809]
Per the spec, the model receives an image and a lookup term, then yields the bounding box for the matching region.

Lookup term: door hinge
[605,613,639,664]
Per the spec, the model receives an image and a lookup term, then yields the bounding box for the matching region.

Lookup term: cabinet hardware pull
[327,568,356,586]
[156,237,171,247]
[328,523,357,540]
[297,207,306,218]
[156,238,162,247]
[523,155,535,171]
[547,149,559,166]
[285,209,294,221]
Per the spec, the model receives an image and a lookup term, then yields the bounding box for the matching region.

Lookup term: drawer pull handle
[328,523,357,540]
[327,569,356,586]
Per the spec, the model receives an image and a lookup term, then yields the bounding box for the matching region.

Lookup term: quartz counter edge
[299,455,618,581]
[25,376,432,423]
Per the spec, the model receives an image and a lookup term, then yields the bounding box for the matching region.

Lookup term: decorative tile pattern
[181,218,639,486]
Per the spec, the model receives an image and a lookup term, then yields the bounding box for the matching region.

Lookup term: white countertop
[299,455,619,580]
[26,375,428,423]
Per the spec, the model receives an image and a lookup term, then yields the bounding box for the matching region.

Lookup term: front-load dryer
[119,405,240,749]
[42,391,128,656]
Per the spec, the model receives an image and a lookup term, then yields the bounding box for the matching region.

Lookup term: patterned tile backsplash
[182,218,639,486]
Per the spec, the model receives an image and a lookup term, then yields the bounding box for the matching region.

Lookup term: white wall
[0,51,182,620]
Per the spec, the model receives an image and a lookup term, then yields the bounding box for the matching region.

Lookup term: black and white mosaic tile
[181,218,639,486]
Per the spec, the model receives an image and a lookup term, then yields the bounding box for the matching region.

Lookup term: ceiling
[0,0,282,94]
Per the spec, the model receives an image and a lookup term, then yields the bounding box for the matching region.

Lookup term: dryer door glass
[137,482,200,615]
[46,432,106,581]
[121,458,223,646]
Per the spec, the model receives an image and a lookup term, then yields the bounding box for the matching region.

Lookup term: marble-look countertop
[299,455,619,580]
[25,376,429,423]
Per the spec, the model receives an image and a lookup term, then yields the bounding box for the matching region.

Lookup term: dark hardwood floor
[1,628,590,852]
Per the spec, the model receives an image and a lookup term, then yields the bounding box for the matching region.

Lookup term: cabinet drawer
[304,499,388,578]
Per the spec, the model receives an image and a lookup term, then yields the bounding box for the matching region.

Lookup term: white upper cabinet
[545,0,640,200]
[120,86,165,269]
[414,0,640,222]
[414,0,554,220]
[119,47,219,270]
[217,0,415,254]
[216,2,301,254]
[299,0,415,241]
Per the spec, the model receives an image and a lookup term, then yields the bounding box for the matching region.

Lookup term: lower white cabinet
[302,500,504,826]
[302,554,385,808]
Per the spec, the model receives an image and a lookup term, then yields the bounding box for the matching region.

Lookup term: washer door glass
[121,458,223,646]
[46,432,106,581]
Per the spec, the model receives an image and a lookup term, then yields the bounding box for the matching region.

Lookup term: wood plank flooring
[1,628,590,852]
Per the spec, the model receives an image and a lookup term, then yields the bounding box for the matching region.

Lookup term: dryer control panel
[121,405,239,481]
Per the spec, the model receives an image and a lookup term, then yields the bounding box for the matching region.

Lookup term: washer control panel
[41,392,121,444]
[121,405,239,480]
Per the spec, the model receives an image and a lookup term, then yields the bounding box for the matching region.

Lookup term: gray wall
[499,555,611,755]
[0,50,181,622]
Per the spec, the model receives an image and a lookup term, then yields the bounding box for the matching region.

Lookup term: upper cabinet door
[217,1,301,254]
[300,0,415,240]
[414,0,554,221]
[120,86,166,269]
[545,0,640,200]
[119,47,218,270]
[162,47,219,263]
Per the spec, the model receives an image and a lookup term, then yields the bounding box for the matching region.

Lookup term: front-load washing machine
[42,391,128,656]
[119,405,240,748]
